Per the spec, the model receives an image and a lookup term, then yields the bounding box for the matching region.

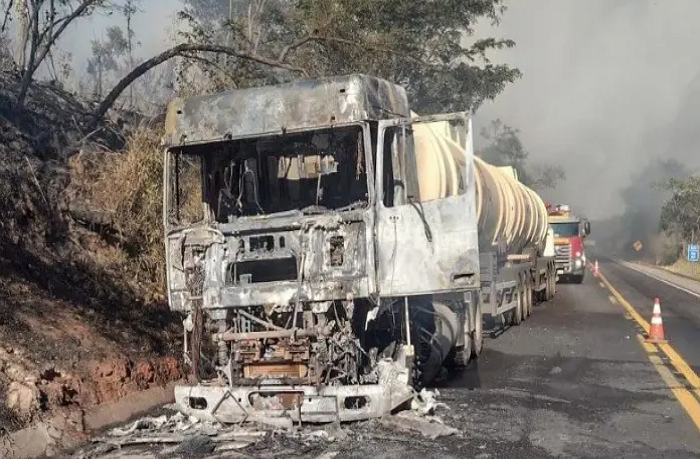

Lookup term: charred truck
[161,74,557,424]
[547,204,591,284]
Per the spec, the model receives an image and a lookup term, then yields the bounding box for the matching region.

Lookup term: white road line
[614,259,700,300]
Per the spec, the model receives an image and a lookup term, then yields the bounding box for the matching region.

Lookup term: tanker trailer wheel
[524,277,533,318]
[546,265,555,300]
[510,278,523,326]
[471,300,484,358]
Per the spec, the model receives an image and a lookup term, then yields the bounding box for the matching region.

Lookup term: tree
[86,26,129,100]
[477,118,565,190]
[660,176,700,244]
[8,0,112,105]
[88,0,522,127]
[527,163,566,190]
[479,119,528,172]
[121,0,141,106]
[173,0,520,111]
[613,158,690,257]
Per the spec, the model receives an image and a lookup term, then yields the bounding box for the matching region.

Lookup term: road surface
[62,259,700,459]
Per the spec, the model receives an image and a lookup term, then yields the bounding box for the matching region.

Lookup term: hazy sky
[21,0,700,219]
[472,0,700,218]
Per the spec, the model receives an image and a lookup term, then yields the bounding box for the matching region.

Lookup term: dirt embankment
[0,59,184,437]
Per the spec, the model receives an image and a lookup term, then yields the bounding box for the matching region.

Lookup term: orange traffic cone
[593,260,599,277]
[646,298,667,344]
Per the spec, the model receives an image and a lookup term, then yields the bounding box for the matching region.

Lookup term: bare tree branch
[17,0,102,105]
[0,0,14,34]
[88,42,310,129]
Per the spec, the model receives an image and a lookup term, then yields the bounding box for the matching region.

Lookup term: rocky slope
[0,56,184,436]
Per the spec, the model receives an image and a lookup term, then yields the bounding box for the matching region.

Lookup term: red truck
[546,203,591,284]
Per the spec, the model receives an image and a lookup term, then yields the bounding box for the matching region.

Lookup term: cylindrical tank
[411,114,549,255]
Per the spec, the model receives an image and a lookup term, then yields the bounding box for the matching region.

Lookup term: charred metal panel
[163,74,410,146]
[374,114,480,296]
[166,212,374,311]
[173,345,414,424]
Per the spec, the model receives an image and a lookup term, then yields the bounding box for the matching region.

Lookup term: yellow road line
[597,271,650,332]
[600,270,700,430]
[636,335,700,432]
[599,281,606,288]
[636,334,656,353]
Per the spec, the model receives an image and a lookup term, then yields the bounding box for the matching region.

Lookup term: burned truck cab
[161,74,479,424]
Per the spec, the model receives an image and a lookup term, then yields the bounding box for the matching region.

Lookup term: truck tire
[451,300,473,368]
[525,277,533,318]
[512,279,523,325]
[546,266,555,300]
[471,300,484,358]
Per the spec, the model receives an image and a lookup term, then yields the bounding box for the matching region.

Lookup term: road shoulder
[616,260,700,298]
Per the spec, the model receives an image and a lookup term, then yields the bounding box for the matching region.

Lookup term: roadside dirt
[0,57,184,436]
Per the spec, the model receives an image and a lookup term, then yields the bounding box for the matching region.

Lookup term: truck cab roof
[163,74,410,147]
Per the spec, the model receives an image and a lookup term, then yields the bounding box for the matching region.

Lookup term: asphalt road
[64,261,700,459]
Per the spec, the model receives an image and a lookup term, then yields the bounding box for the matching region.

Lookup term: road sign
[633,240,643,252]
[688,244,699,263]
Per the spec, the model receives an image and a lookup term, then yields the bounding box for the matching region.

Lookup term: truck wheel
[451,300,473,368]
[545,267,554,300]
[525,278,533,318]
[512,280,523,325]
[471,300,484,358]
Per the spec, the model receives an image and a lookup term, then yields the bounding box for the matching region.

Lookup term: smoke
[472,0,700,220]
[7,0,699,222]
[60,1,182,72]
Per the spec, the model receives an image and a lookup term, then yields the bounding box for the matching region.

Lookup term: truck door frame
[373,112,480,297]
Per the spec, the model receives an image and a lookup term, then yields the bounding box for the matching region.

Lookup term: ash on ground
[65,389,459,459]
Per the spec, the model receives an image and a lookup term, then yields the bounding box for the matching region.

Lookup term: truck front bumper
[556,258,585,276]
[174,381,415,424]
[174,352,416,425]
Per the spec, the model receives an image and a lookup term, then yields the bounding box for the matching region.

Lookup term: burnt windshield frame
[163,122,375,230]
[164,147,206,229]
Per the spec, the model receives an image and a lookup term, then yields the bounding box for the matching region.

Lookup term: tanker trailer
[411,114,557,347]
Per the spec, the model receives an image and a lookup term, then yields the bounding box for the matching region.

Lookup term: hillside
[0,57,184,437]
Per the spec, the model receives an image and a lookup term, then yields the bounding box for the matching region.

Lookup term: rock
[6,381,39,414]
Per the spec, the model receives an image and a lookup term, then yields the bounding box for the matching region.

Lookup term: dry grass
[648,232,683,266]
[69,129,167,296]
[663,259,700,281]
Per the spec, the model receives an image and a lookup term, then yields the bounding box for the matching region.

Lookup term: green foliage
[176,0,521,113]
[659,175,700,243]
[477,118,565,190]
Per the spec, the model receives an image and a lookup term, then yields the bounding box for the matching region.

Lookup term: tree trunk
[16,1,39,105]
